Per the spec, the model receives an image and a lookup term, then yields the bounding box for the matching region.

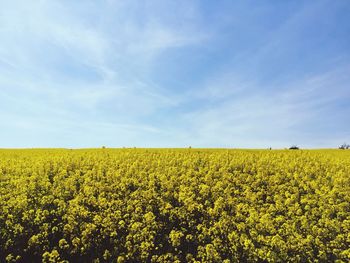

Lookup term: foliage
[0,149,349,262]
[339,143,349,150]
[289,145,299,150]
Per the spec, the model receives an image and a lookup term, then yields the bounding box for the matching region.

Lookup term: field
[0,149,349,262]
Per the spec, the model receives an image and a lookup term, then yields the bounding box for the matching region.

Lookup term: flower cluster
[0,149,349,262]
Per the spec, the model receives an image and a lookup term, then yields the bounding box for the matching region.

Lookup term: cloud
[0,0,349,148]
[0,0,211,147]
[171,63,350,148]
[0,1,205,111]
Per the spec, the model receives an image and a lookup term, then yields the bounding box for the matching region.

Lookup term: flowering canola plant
[0,149,349,262]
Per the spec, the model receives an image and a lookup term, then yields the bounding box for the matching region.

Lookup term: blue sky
[0,0,349,148]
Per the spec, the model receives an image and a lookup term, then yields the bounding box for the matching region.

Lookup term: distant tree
[289,145,299,150]
[339,143,349,149]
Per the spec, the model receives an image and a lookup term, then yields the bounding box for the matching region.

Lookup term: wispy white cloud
[171,64,350,148]
[0,0,206,134]
[0,0,349,148]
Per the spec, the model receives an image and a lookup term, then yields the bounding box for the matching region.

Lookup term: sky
[0,0,349,148]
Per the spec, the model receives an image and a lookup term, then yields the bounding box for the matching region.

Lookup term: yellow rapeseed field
[0,149,349,262]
